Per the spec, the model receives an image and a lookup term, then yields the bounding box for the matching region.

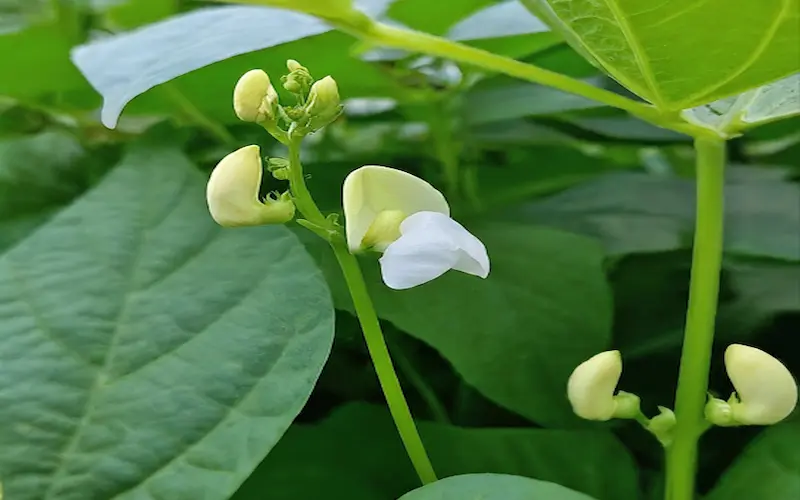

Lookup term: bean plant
[0,1,798,500]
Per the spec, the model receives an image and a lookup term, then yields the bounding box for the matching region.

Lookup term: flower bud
[704,396,736,426]
[206,145,295,227]
[567,350,622,421]
[723,344,797,425]
[233,69,279,123]
[647,406,677,446]
[282,59,313,94]
[267,157,291,180]
[305,76,342,130]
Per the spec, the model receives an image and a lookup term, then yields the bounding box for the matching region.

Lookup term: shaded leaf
[0,138,334,500]
[0,131,92,252]
[519,171,800,260]
[305,223,613,427]
[235,403,638,500]
[706,418,800,500]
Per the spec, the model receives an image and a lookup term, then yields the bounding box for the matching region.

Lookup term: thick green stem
[331,244,438,484]
[665,138,727,500]
[333,19,716,137]
[286,137,437,485]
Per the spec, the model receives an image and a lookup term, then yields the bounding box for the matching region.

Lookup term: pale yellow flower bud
[567,350,622,421]
[233,69,279,123]
[206,145,295,227]
[724,344,798,425]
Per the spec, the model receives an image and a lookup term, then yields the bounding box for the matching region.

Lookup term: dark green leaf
[236,403,638,500]
[0,139,334,499]
[520,171,800,260]
[0,131,91,252]
[706,418,800,500]
[307,223,613,427]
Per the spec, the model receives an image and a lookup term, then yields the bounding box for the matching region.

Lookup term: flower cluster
[205,62,490,290]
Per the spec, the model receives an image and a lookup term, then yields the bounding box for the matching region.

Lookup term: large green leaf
[520,171,800,260]
[0,139,334,499]
[400,473,597,500]
[305,223,613,427]
[71,2,397,128]
[235,403,638,500]
[520,0,800,109]
[0,131,94,252]
[705,419,800,500]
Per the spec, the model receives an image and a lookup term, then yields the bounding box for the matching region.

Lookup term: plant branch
[285,135,437,485]
[333,18,715,137]
[665,138,727,500]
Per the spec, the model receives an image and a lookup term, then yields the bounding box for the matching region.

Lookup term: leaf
[388,0,493,35]
[683,73,800,134]
[445,1,549,42]
[0,138,335,499]
[0,131,93,252]
[235,403,638,500]
[520,0,800,109]
[519,171,800,260]
[400,473,598,500]
[306,223,613,427]
[705,419,800,500]
[71,2,396,128]
[0,24,88,98]
[464,81,605,125]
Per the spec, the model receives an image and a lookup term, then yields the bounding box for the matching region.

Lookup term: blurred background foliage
[1,1,799,499]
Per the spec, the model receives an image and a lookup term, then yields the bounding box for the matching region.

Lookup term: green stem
[335,19,713,137]
[285,136,437,485]
[665,138,727,500]
[331,244,438,484]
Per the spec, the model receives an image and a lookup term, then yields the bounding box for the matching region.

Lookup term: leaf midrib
[600,0,664,107]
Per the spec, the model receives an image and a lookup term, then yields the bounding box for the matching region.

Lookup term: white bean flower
[342,165,489,290]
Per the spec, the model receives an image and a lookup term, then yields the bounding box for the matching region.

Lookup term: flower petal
[342,166,449,251]
[379,211,489,289]
[401,212,489,278]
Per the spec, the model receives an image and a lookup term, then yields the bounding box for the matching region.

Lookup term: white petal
[379,211,489,290]
[342,166,449,251]
[401,212,490,278]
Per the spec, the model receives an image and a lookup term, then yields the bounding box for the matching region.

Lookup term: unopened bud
[705,396,736,426]
[361,210,406,252]
[567,350,622,421]
[305,76,342,130]
[287,59,305,72]
[282,59,313,94]
[206,145,295,227]
[648,406,677,446]
[267,157,291,180]
[723,344,797,425]
[233,70,279,123]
